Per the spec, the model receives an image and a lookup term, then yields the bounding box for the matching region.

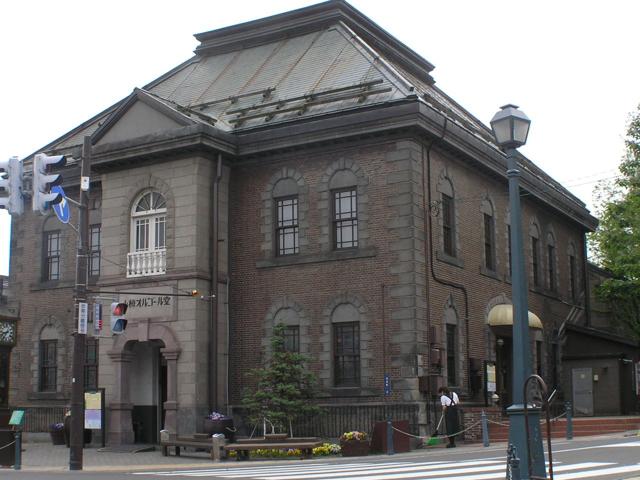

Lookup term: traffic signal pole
[70,137,91,470]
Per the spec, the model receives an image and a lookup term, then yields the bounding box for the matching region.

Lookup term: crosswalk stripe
[134,462,418,476]
[133,463,426,477]
[207,462,445,476]
[554,463,640,480]
[273,462,611,480]
[257,461,505,480]
[132,460,640,480]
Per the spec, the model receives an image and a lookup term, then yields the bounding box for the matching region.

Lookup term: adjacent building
[7,1,625,444]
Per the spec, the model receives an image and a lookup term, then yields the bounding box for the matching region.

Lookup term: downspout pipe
[422,119,471,395]
[209,153,222,413]
[581,232,591,327]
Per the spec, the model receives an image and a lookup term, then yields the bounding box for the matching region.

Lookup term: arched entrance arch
[107,319,180,445]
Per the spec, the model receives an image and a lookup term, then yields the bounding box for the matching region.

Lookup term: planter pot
[340,439,370,456]
[50,429,65,445]
[203,418,235,442]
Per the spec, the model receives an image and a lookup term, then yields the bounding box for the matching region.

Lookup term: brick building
[5,0,599,444]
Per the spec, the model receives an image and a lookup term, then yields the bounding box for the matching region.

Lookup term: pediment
[93,88,197,146]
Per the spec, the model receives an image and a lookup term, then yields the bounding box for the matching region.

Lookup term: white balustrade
[127,249,166,277]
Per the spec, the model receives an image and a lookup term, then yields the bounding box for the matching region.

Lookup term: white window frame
[130,191,167,253]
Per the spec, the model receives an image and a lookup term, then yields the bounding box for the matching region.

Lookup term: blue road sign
[384,374,391,396]
[51,185,70,223]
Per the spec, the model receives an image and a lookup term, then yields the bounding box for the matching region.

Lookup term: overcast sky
[1,0,639,276]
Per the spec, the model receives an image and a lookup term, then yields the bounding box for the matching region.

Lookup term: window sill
[31,280,74,291]
[436,251,464,269]
[256,246,377,269]
[480,267,501,281]
[28,392,68,401]
[319,387,379,398]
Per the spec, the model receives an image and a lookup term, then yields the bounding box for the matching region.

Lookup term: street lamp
[490,104,545,480]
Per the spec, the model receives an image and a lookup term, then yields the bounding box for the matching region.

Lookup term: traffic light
[0,156,24,215]
[110,302,128,334]
[32,153,66,214]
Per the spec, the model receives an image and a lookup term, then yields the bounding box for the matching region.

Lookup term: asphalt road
[3,435,640,480]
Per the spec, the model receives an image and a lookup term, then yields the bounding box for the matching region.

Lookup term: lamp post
[490,104,545,479]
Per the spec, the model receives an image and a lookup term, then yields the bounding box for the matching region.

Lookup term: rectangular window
[446,324,456,385]
[89,224,101,277]
[442,194,455,256]
[334,322,360,387]
[532,237,540,286]
[276,197,299,256]
[484,214,495,271]
[39,340,57,391]
[282,326,300,353]
[155,217,166,250]
[569,255,577,301]
[548,245,556,291]
[135,218,149,251]
[507,225,512,276]
[84,338,98,390]
[44,231,61,281]
[333,189,358,249]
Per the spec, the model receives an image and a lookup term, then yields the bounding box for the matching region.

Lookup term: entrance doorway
[496,337,512,409]
[130,341,165,443]
[572,367,594,416]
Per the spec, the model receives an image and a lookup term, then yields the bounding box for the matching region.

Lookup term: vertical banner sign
[78,302,88,334]
[93,303,102,334]
[384,374,391,396]
[84,391,102,429]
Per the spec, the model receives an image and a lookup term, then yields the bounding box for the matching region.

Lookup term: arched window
[481,199,496,272]
[530,222,541,287]
[273,178,299,256]
[568,243,578,302]
[443,299,459,386]
[329,170,359,250]
[546,232,557,292]
[128,191,167,277]
[437,174,457,258]
[39,325,59,392]
[273,308,300,353]
[332,303,360,387]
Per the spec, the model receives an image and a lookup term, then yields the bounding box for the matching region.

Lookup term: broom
[426,413,444,446]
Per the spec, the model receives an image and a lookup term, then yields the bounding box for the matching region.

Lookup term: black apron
[444,394,459,436]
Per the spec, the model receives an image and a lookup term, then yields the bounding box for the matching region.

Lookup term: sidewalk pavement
[12,430,640,473]
[14,439,461,473]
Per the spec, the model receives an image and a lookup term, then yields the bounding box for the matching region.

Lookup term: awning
[487,304,543,329]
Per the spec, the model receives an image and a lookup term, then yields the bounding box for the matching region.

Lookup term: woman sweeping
[438,386,460,448]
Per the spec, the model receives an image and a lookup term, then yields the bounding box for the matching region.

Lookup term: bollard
[386,418,395,455]
[14,430,21,471]
[565,401,573,440]
[481,410,490,447]
[507,444,521,480]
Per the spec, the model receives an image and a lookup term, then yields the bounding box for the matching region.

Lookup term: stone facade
[4,1,599,442]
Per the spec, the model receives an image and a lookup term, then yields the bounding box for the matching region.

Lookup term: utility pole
[70,137,91,470]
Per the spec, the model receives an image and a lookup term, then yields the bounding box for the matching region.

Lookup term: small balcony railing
[127,249,166,278]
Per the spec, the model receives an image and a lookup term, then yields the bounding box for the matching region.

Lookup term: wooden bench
[223,438,323,461]
[160,433,226,460]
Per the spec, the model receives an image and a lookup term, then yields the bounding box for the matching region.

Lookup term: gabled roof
[33,0,596,228]
[92,88,214,145]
